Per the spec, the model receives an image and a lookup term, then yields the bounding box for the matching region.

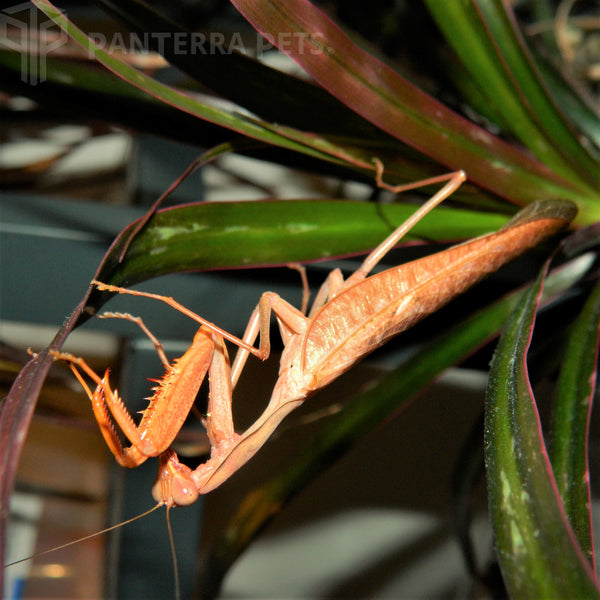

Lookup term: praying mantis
[48,166,576,509]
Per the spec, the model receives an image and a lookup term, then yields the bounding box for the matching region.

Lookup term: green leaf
[95,0,384,138]
[0,49,425,189]
[484,262,599,598]
[0,48,500,209]
[26,0,379,172]
[550,280,600,564]
[0,48,235,149]
[18,0,505,207]
[96,199,512,287]
[530,43,600,151]
[229,0,594,211]
[424,0,598,187]
[19,0,600,222]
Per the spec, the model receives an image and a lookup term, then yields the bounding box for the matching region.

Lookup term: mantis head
[152,449,199,507]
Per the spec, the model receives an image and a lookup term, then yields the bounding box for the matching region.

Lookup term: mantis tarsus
[49,167,576,509]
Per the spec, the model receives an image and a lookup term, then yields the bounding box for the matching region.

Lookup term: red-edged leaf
[550,279,600,565]
[229,0,587,207]
[485,259,599,598]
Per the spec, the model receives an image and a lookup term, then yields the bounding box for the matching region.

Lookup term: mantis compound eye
[169,473,200,507]
[152,450,200,507]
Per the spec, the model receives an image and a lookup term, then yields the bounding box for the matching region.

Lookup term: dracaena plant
[1,1,598,598]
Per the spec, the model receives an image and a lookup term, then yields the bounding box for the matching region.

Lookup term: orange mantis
[48,165,576,509]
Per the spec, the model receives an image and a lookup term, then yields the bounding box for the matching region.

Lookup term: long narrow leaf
[27,0,379,174]
[0,49,438,190]
[531,45,600,150]
[96,0,384,138]
[424,0,598,186]
[22,0,600,221]
[484,261,599,598]
[229,0,594,212]
[0,49,235,150]
[0,49,503,207]
[550,280,600,565]
[0,295,89,589]
[97,199,512,288]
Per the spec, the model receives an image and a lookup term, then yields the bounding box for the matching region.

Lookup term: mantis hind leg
[345,162,466,285]
[230,291,307,389]
[306,162,466,314]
